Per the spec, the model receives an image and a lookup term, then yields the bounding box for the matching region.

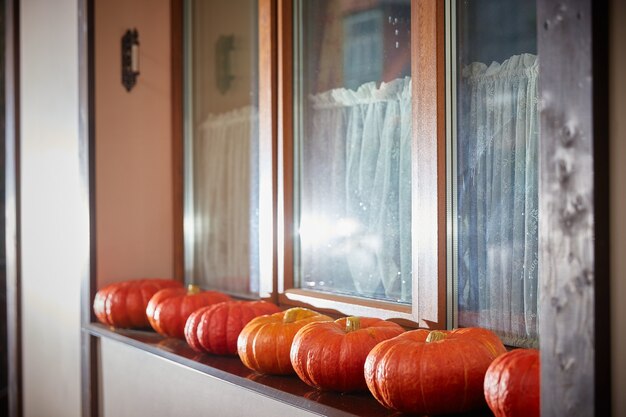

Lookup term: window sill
[84,323,494,417]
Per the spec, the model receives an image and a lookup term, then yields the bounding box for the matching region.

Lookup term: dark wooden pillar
[537,0,610,415]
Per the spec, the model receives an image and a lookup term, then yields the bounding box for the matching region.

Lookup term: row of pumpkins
[93,278,539,417]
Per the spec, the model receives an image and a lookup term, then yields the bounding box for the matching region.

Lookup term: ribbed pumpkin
[93,278,182,328]
[484,348,540,417]
[146,284,231,338]
[237,307,333,375]
[184,300,280,355]
[364,327,506,415]
[290,316,404,392]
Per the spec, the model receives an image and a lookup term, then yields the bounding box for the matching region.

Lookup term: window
[184,0,260,298]
[184,0,540,346]
[292,0,412,304]
[275,0,437,324]
[453,0,539,347]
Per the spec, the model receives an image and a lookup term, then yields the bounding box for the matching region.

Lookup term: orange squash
[237,307,333,375]
[146,284,230,338]
[184,300,281,355]
[484,348,540,417]
[93,278,182,328]
[364,327,506,415]
[290,316,404,392]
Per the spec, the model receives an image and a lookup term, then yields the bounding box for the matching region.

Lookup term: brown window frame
[256,0,447,328]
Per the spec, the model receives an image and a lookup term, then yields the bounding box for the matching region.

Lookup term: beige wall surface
[610,0,626,415]
[95,0,174,285]
[99,338,317,417]
[20,0,85,416]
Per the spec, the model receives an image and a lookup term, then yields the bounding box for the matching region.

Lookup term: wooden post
[537,0,610,415]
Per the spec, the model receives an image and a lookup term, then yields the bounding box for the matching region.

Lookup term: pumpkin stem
[283,307,308,323]
[426,330,447,343]
[345,316,361,332]
[187,284,201,295]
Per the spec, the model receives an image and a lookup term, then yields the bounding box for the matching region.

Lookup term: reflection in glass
[185,0,259,296]
[455,0,539,346]
[294,0,412,303]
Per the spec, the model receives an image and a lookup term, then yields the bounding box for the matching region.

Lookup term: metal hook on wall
[122,29,140,92]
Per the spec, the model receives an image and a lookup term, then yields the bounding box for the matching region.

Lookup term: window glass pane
[455,0,539,346]
[185,0,259,296]
[294,0,412,303]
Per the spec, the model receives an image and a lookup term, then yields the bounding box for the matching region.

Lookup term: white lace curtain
[193,106,257,294]
[457,53,539,347]
[301,77,412,302]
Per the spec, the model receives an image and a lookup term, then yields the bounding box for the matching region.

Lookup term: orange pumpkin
[290,316,404,392]
[237,307,333,375]
[93,278,182,328]
[364,327,506,415]
[184,300,280,355]
[146,284,230,338]
[184,305,212,352]
[484,348,540,417]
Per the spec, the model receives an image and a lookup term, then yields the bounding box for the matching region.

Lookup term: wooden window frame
[265,0,447,328]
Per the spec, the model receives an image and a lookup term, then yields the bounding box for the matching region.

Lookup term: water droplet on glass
[388,16,392,23]
[395,41,399,48]
[394,17,398,24]
[395,29,399,36]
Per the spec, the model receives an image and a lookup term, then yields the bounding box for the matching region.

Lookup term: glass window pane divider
[291,0,303,292]
[182,0,195,284]
[275,0,294,296]
[445,0,459,330]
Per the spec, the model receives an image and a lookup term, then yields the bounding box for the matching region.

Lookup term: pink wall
[95,0,174,286]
